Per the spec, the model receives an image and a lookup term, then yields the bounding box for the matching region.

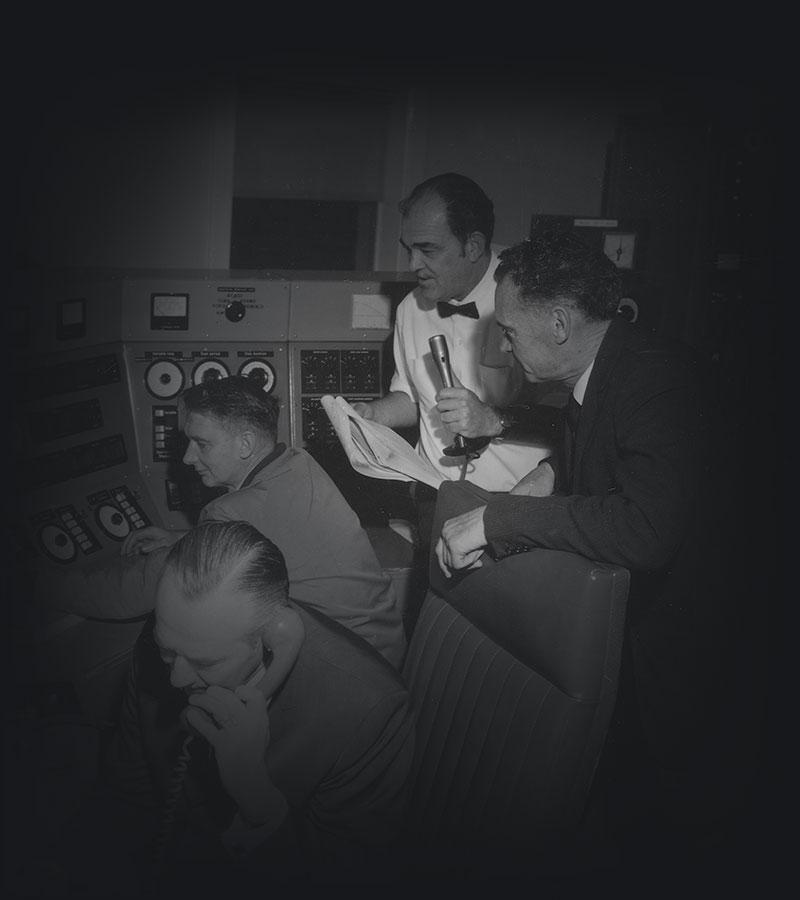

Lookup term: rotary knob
[225,300,246,322]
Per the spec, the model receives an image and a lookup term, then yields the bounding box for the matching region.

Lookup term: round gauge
[238,359,276,394]
[95,504,131,540]
[192,359,229,385]
[145,360,185,399]
[39,524,77,563]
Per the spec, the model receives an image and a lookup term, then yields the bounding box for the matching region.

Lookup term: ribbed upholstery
[400,483,629,858]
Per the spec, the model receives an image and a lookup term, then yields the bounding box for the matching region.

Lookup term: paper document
[321,395,445,490]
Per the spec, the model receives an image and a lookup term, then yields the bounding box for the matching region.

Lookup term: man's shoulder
[291,602,408,701]
[231,446,318,492]
[602,318,699,386]
[250,445,312,476]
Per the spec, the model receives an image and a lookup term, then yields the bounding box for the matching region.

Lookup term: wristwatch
[496,409,515,437]
[494,406,527,439]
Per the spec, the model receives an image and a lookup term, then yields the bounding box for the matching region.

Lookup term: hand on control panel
[121,526,184,558]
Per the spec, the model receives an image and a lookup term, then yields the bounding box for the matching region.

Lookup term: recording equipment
[428,334,475,459]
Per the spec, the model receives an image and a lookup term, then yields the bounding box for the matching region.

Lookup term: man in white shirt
[353,174,551,548]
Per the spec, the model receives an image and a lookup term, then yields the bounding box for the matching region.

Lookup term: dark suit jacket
[482,317,711,765]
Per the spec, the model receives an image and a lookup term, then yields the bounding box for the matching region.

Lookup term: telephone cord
[152,733,194,862]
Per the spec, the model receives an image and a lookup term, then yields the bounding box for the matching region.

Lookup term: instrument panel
[15,269,415,562]
[18,342,162,571]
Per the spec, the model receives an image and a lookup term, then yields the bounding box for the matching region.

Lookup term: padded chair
[399,480,630,878]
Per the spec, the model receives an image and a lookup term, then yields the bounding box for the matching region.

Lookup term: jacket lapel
[571,318,630,483]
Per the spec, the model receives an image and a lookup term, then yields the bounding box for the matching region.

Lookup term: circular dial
[39,524,77,563]
[192,359,229,385]
[238,359,276,393]
[145,360,185,399]
[95,504,131,540]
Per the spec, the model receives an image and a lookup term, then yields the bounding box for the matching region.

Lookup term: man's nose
[182,442,197,465]
[170,656,199,690]
[499,334,513,353]
[408,248,425,272]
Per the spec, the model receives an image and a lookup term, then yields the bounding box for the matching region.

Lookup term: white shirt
[573,360,595,405]
[389,252,550,491]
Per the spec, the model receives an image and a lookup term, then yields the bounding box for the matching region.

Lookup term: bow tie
[437,300,479,319]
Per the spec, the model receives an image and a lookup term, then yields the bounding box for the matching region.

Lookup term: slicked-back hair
[179,376,280,441]
[495,232,624,322]
[163,521,289,633]
[399,172,495,248]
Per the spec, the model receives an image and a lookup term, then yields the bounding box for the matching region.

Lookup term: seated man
[41,376,406,669]
[102,520,415,888]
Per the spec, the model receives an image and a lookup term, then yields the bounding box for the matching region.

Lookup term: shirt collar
[236,442,286,491]
[573,360,595,406]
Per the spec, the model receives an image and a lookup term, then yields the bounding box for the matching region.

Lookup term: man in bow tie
[352,173,553,557]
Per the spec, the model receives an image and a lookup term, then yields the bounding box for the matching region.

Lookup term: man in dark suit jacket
[100,520,414,891]
[436,232,721,842]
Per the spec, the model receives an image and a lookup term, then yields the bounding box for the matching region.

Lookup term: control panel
[120,274,291,343]
[17,269,417,536]
[284,274,415,524]
[16,342,162,572]
[292,344,383,447]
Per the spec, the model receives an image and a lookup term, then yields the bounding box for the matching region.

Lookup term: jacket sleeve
[484,356,702,570]
[101,646,159,810]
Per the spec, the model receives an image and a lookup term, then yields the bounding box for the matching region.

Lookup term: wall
[13,61,652,274]
[375,85,630,270]
[231,71,634,272]
[14,66,236,271]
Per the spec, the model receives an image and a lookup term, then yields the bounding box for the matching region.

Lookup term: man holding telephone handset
[104,520,415,889]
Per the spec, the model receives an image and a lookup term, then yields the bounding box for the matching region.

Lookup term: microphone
[429,334,472,459]
[429,333,456,389]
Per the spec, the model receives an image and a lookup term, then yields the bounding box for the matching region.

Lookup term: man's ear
[238,430,257,459]
[258,607,305,699]
[551,306,571,345]
[464,231,487,262]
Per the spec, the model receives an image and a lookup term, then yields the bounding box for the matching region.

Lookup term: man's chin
[415,282,439,302]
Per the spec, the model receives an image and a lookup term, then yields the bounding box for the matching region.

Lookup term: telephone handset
[156,608,305,860]
[178,655,269,736]
[157,656,272,860]
[178,606,304,736]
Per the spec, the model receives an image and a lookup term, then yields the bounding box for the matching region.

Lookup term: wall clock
[603,231,636,269]
[603,232,637,269]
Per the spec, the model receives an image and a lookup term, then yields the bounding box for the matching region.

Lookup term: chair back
[401,481,629,860]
